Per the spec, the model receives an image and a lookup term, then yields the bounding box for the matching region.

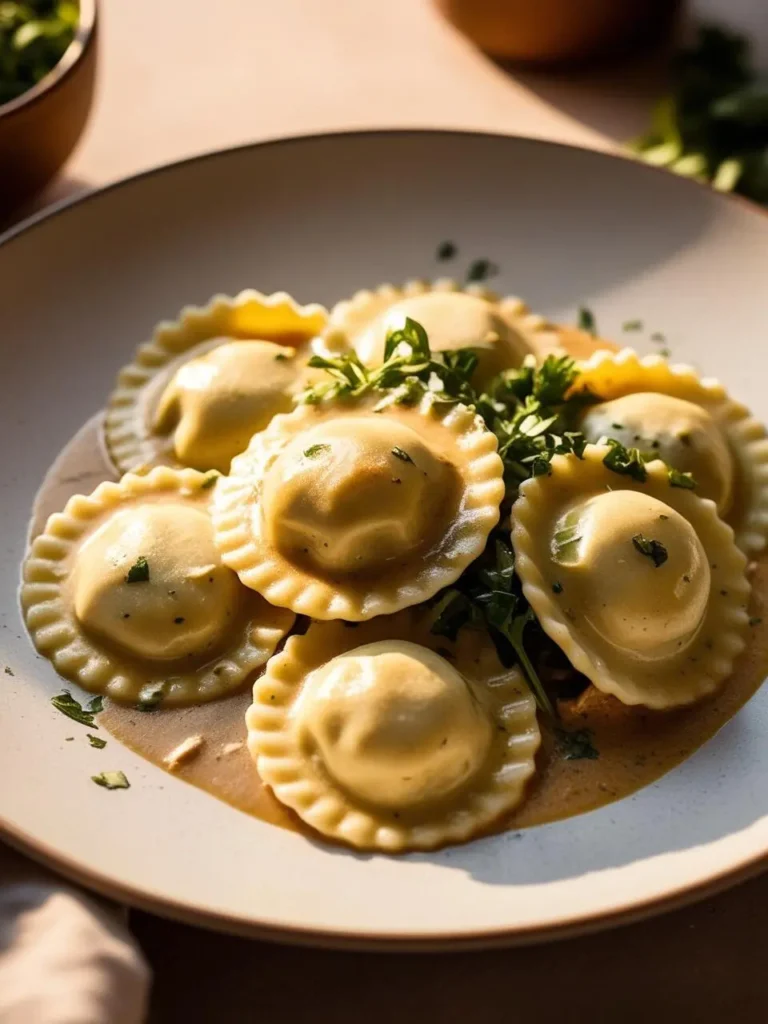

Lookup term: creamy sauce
[29,332,768,841]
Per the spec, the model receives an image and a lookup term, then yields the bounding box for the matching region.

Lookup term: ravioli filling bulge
[552,490,710,659]
[153,340,299,471]
[73,503,241,661]
[580,392,734,513]
[291,640,493,809]
[355,291,528,374]
[259,417,457,574]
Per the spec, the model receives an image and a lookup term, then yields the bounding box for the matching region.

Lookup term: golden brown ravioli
[247,612,540,851]
[213,394,505,620]
[319,279,561,384]
[511,443,750,709]
[573,349,768,554]
[105,290,328,474]
[22,467,294,704]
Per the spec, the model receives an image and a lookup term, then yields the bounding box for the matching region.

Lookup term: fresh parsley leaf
[87,734,106,749]
[92,771,130,791]
[669,467,696,489]
[577,306,597,335]
[466,258,498,283]
[632,534,669,567]
[4,666,13,676]
[436,240,457,260]
[557,728,599,760]
[602,438,647,482]
[622,319,643,331]
[125,556,149,584]
[391,446,414,464]
[51,691,99,729]
[87,696,104,714]
[303,443,331,459]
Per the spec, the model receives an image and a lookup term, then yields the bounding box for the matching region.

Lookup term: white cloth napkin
[0,844,149,1024]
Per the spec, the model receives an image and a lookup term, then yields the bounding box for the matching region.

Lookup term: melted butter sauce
[31,330,768,841]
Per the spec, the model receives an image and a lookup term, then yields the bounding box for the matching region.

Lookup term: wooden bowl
[0,0,98,213]
[436,0,681,65]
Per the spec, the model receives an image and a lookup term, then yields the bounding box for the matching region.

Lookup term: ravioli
[105,290,328,474]
[511,444,750,709]
[247,612,540,851]
[573,349,768,553]
[320,279,561,384]
[22,466,294,704]
[213,394,504,620]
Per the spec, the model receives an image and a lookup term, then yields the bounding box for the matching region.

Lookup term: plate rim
[3,128,767,949]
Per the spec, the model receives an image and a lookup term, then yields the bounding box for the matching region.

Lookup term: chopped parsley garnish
[651,331,667,343]
[391,446,414,464]
[749,616,762,626]
[436,240,456,260]
[274,352,290,361]
[303,443,331,458]
[577,306,597,335]
[125,556,150,584]
[87,734,106,749]
[557,727,599,760]
[602,439,647,482]
[632,534,669,567]
[136,682,166,712]
[51,691,101,728]
[200,471,220,489]
[669,467,696,489]
[622,319,643,331]
[92,771,130,790]
[4,666,13,676]
[466,258,498,283]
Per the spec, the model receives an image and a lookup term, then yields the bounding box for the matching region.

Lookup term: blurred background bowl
[0,0,98,214]
[436,0,682,65]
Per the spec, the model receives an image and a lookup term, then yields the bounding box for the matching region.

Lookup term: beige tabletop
[15,0,768,1021]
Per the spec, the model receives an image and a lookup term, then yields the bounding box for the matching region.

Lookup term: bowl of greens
[0,0,97,211]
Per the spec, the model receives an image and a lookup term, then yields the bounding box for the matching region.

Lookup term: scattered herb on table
[4,666,13,676]
[87,734,106,749]
[92,771,130,791]
[622,319,643,332]
[436,240,457,261]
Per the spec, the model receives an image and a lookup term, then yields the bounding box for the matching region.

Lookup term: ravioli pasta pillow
[511,443,750,709]
[247,612,540,851]
[573,348,768,554]
[105,290,328,474]
[319,278,562,383]
[22,467,294,704]
[213,393,504,620]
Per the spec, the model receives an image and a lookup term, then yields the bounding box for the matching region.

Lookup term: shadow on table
[0,175,91,235]
[133,868,768,1024]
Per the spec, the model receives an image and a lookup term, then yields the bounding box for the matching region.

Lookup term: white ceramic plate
[2,131,767,949]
